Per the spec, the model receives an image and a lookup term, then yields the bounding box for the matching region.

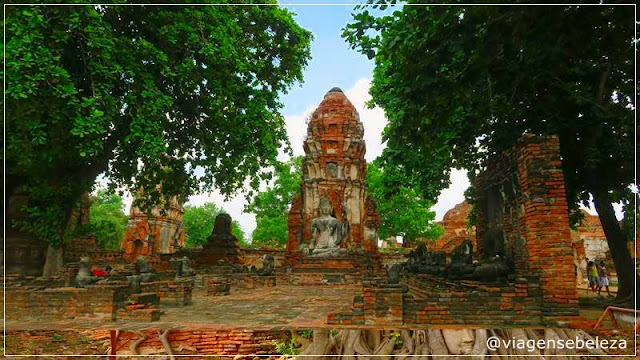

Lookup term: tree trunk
[588,173,638,302]
[292,329,615,357]
[42,244,64,277]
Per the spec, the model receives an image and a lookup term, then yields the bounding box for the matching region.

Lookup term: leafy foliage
[5,3,312,245]
[245,157,302,248]
[344,2,636,296]
[367,159,442,246]
[79,189,128,251]
[182,203,245,248]
[273,338,301,356]
[345,2,634,214]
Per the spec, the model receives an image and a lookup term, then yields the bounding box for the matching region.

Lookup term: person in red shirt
[91,265,112,277]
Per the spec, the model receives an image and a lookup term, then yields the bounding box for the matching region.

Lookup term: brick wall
[5,285,127,322]
[380,253,408,267]
[403,275,541,326]
[241,248,286,268]
[140,280,194,306]
[328,274,544,327]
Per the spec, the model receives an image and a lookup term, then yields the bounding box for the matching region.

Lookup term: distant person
[584,257,590,284]
[597,261,612,297]
[587,261,599,293]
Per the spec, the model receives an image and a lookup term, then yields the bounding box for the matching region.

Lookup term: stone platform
[3,284,361,331]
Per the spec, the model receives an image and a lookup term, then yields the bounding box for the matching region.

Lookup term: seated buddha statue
[306,196,347,257]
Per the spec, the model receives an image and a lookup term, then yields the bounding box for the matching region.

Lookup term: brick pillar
[286,194,302,253]
[516,135,578,318]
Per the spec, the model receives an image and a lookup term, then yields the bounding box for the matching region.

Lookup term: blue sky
[279,4,375,115]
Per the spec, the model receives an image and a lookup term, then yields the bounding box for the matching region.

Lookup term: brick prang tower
[287,87,380,255]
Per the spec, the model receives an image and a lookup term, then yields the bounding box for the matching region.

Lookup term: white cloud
[432,169,470,221]
[282,105,316,159]
[344,78,388,162]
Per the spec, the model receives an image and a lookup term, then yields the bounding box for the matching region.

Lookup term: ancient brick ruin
[5,94,597,358]
[286,87,380,255]
[427,201,476,254]
[282,88,383,282]
[193,213,243,266]
[121,195,186,262]
[473,134,578,318]
[429,201,619,290]
[327,135,581,327]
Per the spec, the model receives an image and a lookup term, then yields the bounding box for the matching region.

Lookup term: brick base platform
[285,254,384,285]
[5,284,128,322]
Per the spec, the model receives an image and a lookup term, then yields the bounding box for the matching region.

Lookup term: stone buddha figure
[441,329,487,355]
[306,196,347,257]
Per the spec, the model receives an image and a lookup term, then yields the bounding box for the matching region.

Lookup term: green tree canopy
[245,156,302,248]
[367,159,442,246]
[344,2,636,299]
[80,189,128,250]
[182,202,245,248]
[6,3,312,246]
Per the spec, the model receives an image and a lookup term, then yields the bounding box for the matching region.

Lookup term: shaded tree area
[182,203,245,248]
[344,3,636,300]
[367,159,442,247]
[5,3,312,258]
[245,157,302,249]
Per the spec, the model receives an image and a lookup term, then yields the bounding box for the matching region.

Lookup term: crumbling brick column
[474,134,578,320]
[516,135,578,317]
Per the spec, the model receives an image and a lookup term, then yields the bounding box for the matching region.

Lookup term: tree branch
[596,62,612,105]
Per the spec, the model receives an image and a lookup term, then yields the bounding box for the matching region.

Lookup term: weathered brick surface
[207,280,230,296]
[140,280,193,306]
[121,196,185,262]
[5,285,127,322]
[327,279,404,326]
[193,214,244,266]
[285,254,384,284]
[475,135,578,319]
[427,201,476,254]
[380,253,408,267]
[363,281,404,326]
[327,294,365,325]
[403,275,542,326]
[65,235,169,273]
[242,248,286,268]
[117,292,162,322]
[114,330,285,355]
